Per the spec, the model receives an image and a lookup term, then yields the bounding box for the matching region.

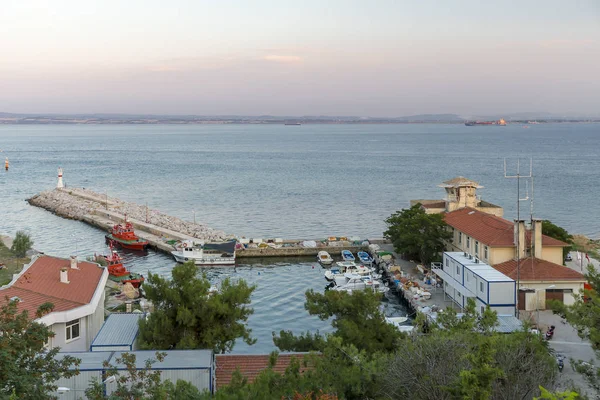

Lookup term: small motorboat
[357,251,373,265]
[325,265,342,281]
[341,250,355,262]
[317,251,334,265]
[332,273,389,294]
[385,316,409,327]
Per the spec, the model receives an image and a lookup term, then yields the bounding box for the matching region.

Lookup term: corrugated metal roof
[58,352,113,371]
[445,252,513,282]
[110,350,213,369]
[495,315,523,333]
[92,313,144,347]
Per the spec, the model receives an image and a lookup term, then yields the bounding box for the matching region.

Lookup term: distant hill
[392,114,464,122]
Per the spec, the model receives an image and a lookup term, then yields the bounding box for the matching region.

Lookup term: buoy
[4,157,8,171]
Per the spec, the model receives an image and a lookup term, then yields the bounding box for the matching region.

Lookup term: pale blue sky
[0,0,598,116]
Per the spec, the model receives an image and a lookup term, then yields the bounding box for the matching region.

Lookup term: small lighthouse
[57,167,64,189]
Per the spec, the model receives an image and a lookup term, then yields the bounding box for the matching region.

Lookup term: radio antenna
[504,157,533,318]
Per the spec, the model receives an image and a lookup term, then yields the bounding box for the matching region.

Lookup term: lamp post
[536,284,556,326]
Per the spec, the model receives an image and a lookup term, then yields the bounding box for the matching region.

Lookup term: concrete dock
[28,188,371,260]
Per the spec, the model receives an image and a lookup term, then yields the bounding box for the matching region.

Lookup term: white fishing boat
[171,239,236,266]
[328,261,376,278]
[317,251,334,265]
[385,316,409,327]
[332,273,389,294]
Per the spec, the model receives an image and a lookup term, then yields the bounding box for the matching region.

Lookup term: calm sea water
[1,123,599,352]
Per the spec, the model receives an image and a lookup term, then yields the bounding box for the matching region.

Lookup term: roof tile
[444,208,569,248]
[492,257,585,281]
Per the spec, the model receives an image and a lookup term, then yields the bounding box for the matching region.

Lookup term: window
[445,258,448,266]
[466,237,470,249]
[66,319,80,341]
[466,273,470,282]
[475,241,479,255]
[456,265,460,275]
[481,306,485,314]
[480,282,484,293]
[458,232,462,244]
[484,246,488,260]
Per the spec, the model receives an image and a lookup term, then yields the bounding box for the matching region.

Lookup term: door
[545,289,564,309]
[518,291,526,310]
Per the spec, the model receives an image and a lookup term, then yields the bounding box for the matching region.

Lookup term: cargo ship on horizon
[465,118,506,126]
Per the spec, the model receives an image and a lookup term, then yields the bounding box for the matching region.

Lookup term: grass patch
[0,241,30,286]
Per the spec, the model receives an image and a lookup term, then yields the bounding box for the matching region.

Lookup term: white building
[0,254,108,352]
[433,252,516,315]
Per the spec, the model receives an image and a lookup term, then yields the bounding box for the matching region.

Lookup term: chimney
[514,220,526,259]
[60,268,69,284]
[70,255,79,269]
[533,219,543,258]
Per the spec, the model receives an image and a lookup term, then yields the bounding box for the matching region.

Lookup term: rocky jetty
[28,188,229,242]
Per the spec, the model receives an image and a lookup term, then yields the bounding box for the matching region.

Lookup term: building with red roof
[0,254,108,352]
[412,177,584,312]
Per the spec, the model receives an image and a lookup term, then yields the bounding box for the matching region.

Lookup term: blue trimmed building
[432,252,516,316]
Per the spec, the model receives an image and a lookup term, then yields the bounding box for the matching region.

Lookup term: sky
[0,0,599,117]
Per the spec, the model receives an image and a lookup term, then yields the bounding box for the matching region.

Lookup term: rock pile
[28,188,230,241]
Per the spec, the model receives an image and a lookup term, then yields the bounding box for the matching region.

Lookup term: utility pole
[504,158,532,319]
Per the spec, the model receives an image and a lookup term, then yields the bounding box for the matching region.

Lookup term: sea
[1,123,599,353]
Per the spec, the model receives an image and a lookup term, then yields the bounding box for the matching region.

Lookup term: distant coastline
[0,112,598,125]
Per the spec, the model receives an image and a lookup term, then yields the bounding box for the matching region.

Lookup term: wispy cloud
[263,55,302,63]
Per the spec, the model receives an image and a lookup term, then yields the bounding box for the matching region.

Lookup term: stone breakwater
[27,188,230,242]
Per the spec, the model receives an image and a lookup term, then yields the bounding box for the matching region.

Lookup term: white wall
[488,282,516,305]
[49,291,106,352]
[520,282,584,311]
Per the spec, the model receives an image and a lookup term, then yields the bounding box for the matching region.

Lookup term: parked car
[565,253,573,262]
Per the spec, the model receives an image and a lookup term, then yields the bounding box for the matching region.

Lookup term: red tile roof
[215,354,314,390]
[0,255,105,318]
[492,257,585,281]
[444,208,569,248]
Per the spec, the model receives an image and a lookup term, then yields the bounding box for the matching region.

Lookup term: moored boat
[317,251,334,265]
[97,248,144,288]
[341,250,355,262]
[105,219,149,251]
[332,273,389,294]
[171,239,236,266]
[357,251,373,265]
[325,261,377,281]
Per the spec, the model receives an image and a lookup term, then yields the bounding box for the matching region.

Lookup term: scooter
[557,355,564,372]
[545,325,555,340]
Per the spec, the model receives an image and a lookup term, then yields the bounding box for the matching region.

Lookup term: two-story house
[0,254,108,351]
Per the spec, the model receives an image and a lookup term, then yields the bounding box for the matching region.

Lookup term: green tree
[138,261,256,353]
[85,352,204,400]
[534,387,580,399]
[273,289,403,354]
[541,220,573,261]
[384,204,452,265]
[0,298,80,399]
[10,231,33,258]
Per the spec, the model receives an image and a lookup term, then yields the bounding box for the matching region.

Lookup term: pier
[27,188,370,259]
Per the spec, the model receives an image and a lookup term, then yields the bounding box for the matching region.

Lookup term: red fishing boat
[105,218,149,251]
[97,247,144,288]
